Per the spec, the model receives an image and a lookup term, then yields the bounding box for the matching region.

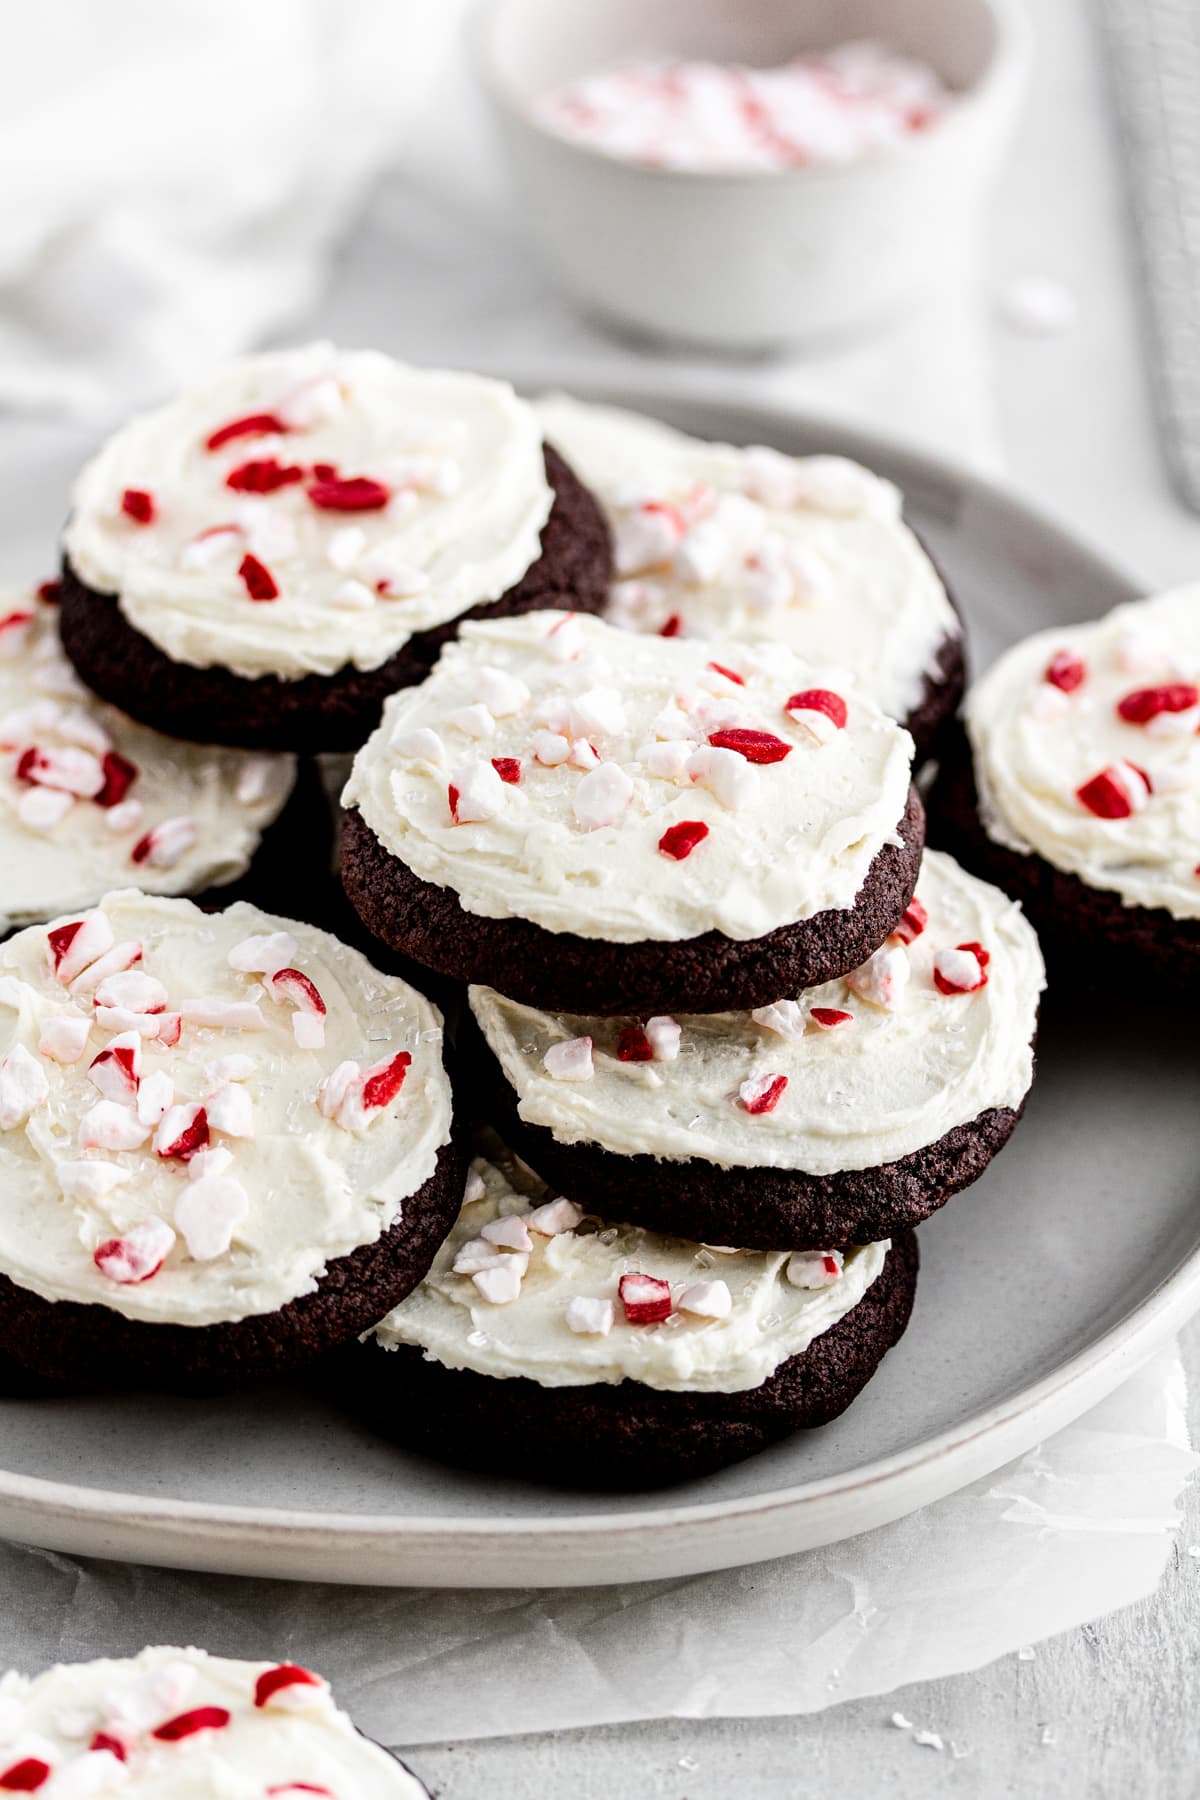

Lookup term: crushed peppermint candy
[751,999,807,1042]
[565,1295,615,1335]
[543,1036,594,1082]
[619,1271,673,1324]
[1076,762,1152,819]
[933,942,990,995]
[787,1249,844,1289]
[846,942,910,1011]
[739,1072,788,1115]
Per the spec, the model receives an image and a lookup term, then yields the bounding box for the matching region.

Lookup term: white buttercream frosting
[471,851,1042,1173]
[374,1152,888,1394]
[966,586,1200,919]
[0,1645,424,1796]
[65,344,554,681]
[536,394,958,724]
[343,610,915,944]
[0,585,295,929]
[0,891,451,1326]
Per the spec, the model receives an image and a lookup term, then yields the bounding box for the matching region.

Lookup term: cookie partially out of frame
[341,608,923,1014]
[537,392,967,760]
[465,850,1044,1249]
[354,1153,918,1489]
[0,1646,431,1795]
[59,346,611,753]
[932,587,1200,990]
[0,892,462,1388]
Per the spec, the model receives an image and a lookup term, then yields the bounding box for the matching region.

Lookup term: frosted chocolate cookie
[0,1646,429,1795]
[341,610,922,1015]
[0,892,460,1387]
[358,1152,918,1487]
[537,394,964,756]
[0,582,300,932]
[466,851,1043,1248]
[59,345,611,752]
[935,587,1200,988]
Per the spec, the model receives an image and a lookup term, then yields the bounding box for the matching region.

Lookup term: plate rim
[2,378,1183,1585]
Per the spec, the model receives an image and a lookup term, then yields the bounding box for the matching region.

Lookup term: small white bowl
[477,0,1029,350]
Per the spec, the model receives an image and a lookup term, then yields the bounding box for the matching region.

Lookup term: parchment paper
[0,1345,1191,1746]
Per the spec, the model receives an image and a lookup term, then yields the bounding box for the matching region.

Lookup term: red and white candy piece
[152,1706,232,1742]
[642,740,692,781]
[543,1037,594,1082]
[448,759,506,824]
[784,688,847,745]
[317,1050,412,1132]
[528,1196,583,1235]
[93,970,166,1016]
[532,729,570,766]
[787,1249,844,1290]
[154,1102,210,1161]
[136,1070,175,1128]
[93,1218,175,1285]
[68,940,143,999]
[619,1271,673,1325]
[206,1082,255,1139]
[677,1279,733,1320]
[738,1072,788,1115]
[686,745,753,810]
[472,1260,526,1305]
[175,1172,249,1260]
[614,500,687,575]
[891,896,928,945]
[751,999,807,1042]
[475,666,531,717]
[846,943,910,1012]
[1076,761,1152,820]
[932,941,990,995]
[187,1146,233,1183]
[254,1663,327,1711]
[573,761,633,831]
[77,1100,149,1152]
[16,744,105,798]
[452,1237,513,1275]
[809,1007,853,1031]
[38,1015,91,1064]
[131,816,197,869]
[228,931,298,977]
[645,1015,682,1061]
[481,1214,534,1253]
[565,1296,615,1336]
[87,1031,142,1103]
[1044,650,1086,692]
[103,1657,197,1734]
[48,913,114,984]
[179,997,266,1030]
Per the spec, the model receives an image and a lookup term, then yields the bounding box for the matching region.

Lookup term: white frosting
[65,344,553,681]
[344,610,914,944]
[470,851,1043,1174]
[536,395,957,724]
[966,587,1200,919]
[0,892,451,1326]
[0,1645,423,1796]
[374,1153,888,1394]
[0,586,295,929]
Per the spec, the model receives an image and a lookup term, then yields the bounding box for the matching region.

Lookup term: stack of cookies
[0,345,1051,1492]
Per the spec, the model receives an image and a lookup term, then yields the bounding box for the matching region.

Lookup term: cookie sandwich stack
[335,605,1045,1485]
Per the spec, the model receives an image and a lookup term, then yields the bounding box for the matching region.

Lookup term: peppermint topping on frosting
[0,1646,425,1796]
[374,1151,888,1394]
[536,395,957,723]
[345,610,914,944]
[0,587,294,928]
[966,586,1200,919]
[65,345,554,682]
[469,851,1043,1176]
[0,892,451,1326]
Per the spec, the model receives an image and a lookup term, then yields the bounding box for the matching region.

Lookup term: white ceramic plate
[2,385,1195,1590]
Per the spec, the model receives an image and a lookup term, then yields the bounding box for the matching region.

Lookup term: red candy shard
[89,1734,127,1762]
[707,728,792,764]
[447,782,461,823]
[658,819,709,861]
[14,749,40,784]
[659,613,683,638]
[361,1050,411,1111]
[785,688,848,729]
[225,457,306,494]
[960,939,991,969]
[205,411,288,452]
[271,967,326,1015]
[617,1025,654,1062]
[267,1788,335,1798]
[492,757,522,784]
[255,1663,323,1709]
[933,943,990,995]
[93,1231,169,1285]
[1076,762,1151,819]
[892,895,928,945]
[810,1007,853,1029]
[1045,650,1086,693]
[157,1013,182,1048]
[156,1105,209,1162]
[707,661,745,686]
[36,580,63,605]
[0,1761,51,1792]
[307,474,390,512]
[95,751,139,809]
[152,1706,232,1742]
[238,553,280,601]
[121,488,155,525]
[1116,682,1199,725]
[0,609,33,636]
[48,921,84,973]
[823,1254,841,1275]
[742,1074,788,1115]
[619,1271,672,1325]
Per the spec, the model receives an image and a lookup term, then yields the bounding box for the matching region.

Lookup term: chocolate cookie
[60,445,611,754]
[0,892,462,1389]
[355,1226,919,1489]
